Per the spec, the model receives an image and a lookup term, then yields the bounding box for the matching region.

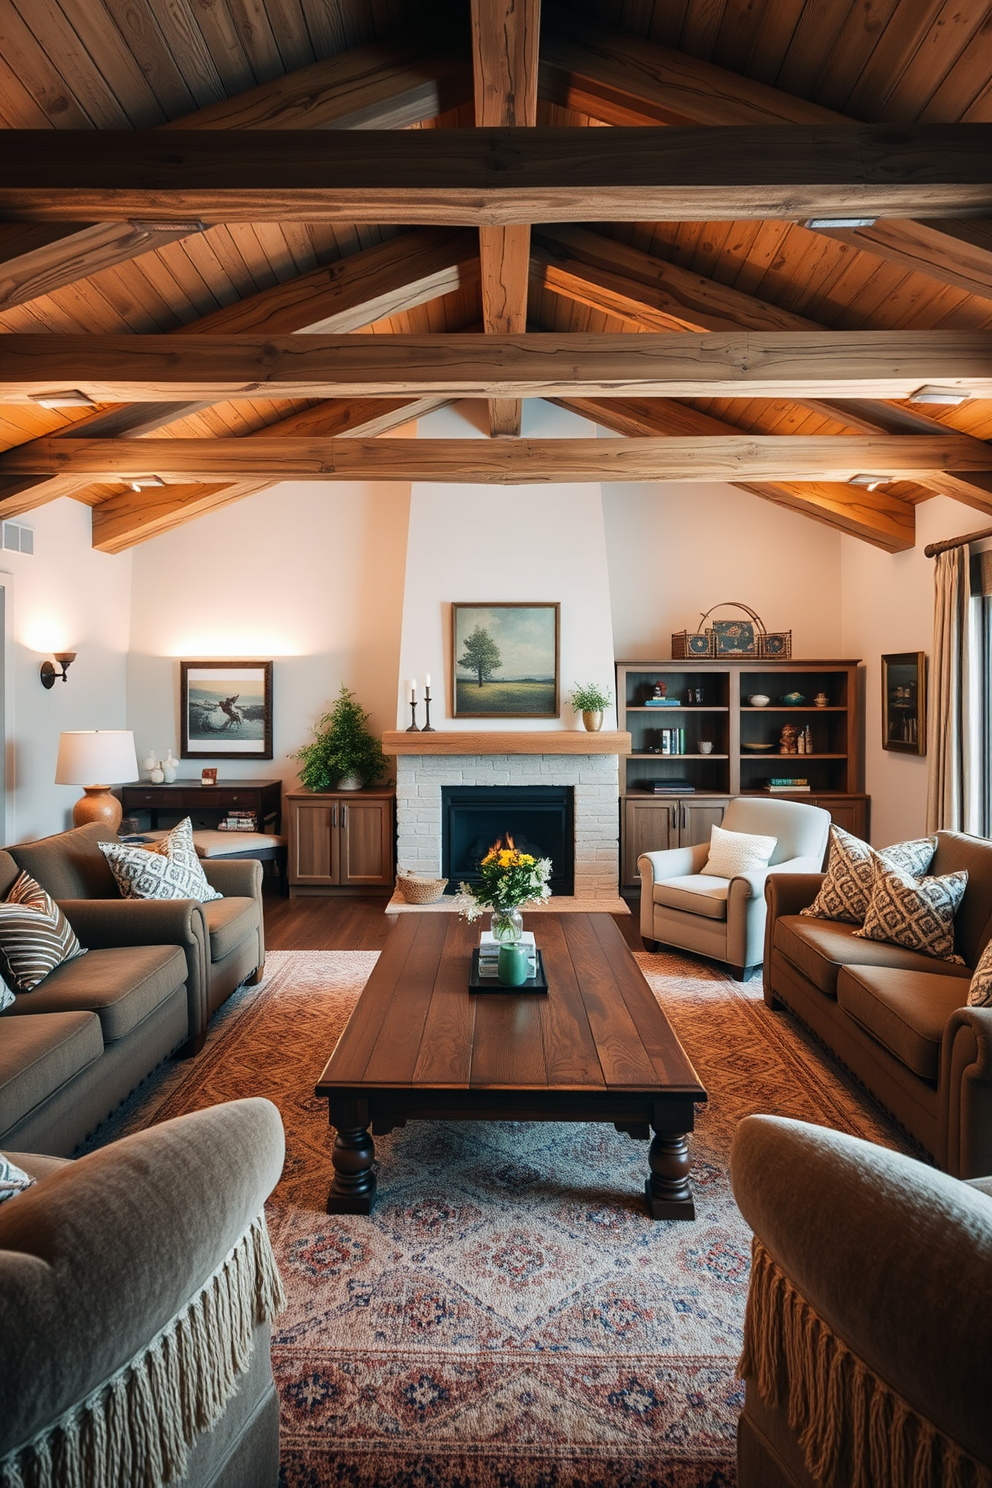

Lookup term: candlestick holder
[406,699,420,732]
[422,687,436,732]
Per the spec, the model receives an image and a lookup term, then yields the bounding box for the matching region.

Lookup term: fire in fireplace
[441,786,575,896]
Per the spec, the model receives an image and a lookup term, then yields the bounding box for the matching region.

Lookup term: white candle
[425,672,431,688]
[409,678,417,700]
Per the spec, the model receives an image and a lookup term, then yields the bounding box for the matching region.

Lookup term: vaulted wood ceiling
[0,0,990,554]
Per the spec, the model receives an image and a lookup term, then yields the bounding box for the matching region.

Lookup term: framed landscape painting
[180,660,274,759]
[451,603,560,718]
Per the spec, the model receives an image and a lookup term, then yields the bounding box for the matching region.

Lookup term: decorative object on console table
[200,768,218,786]
[294,685,388,791]
[882,652,927,755]
[567,680,613,733]
[180,660,273,760]
[55,730,139,831]
[671,603,791,661]
[451,602,559,718]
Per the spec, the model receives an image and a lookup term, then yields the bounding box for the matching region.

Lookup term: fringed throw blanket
[738,1238,991,1488]
[1,1212,285,1488]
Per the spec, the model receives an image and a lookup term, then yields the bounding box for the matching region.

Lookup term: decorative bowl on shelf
[747,694,770,707]
[742,741,776,752]
[780,692,805,706]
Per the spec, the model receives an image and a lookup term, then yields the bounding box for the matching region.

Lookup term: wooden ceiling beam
[552,397,914,552]
[6,434,988,483]
[4,330,991,401]
[88,396,451,553]
[0,228,478,511]
[0,28,472,309]
[1,126,990,225]
[538,9,992,303]
[472,0,540,438]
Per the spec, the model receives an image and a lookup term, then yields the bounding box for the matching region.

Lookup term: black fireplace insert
[441,785,574,897]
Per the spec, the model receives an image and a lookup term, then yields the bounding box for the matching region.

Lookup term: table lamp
[55,730,139,831]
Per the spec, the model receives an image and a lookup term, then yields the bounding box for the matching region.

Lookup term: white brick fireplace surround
[383,731,630,913]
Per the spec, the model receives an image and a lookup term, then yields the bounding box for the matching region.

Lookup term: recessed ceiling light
[28,390,96,408]
[804,217,877,229]
[848,473,890,491]
[130,218,206,233]
[128,476,166,492]
[907,385,971,406]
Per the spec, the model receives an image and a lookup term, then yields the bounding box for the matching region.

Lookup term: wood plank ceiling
[0,0,990,554]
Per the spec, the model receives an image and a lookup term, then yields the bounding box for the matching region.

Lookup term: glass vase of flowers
[454,837,552,941]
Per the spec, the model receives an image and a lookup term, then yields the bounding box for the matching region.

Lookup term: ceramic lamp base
[71,786,123,832]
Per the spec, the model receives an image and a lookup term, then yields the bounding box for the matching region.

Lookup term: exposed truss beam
[538,8,992,303]
[472,0,540,437]
[4,331,992,401]
[0,28,471,309]
[88,397,450,553]
[5,434,987,483]
[0,228,477,512]
[1,127,990,226]
[553,396,914,551]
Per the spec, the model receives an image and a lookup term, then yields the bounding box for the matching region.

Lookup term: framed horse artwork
[180,660,274,760]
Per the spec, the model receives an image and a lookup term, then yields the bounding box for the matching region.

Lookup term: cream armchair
[638,796,830,979]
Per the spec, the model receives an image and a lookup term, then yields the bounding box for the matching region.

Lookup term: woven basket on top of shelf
[396,870,448,904]
[672,602,792,660]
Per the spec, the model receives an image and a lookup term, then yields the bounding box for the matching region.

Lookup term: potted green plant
[294,686,388,791]
[567,681,613,732]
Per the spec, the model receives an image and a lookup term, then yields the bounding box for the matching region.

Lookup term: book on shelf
[764,784,811,793]
[644,699,681,707]
[768,778,809,787]
[658,727,685,754]
[643,778,696,794]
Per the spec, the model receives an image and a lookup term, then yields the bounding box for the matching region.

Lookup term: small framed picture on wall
[180,660,274,760]
[881,652,926,755]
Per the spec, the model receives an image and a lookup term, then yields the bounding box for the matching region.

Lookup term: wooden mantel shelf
[382,730,631,756]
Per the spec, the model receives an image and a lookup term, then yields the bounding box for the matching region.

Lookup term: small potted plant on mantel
[567,681,613,732]
[294,685,388,791]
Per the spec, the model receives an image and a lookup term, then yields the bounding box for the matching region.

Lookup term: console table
[120,778,282,833]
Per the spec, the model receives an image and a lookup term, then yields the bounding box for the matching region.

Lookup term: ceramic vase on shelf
[143,751,159,779]
[490,907,524,943]
[150,765,165,784]
[163,749,178,784]
[582,710,604,732]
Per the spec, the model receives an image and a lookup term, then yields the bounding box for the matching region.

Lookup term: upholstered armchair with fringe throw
[0,1097,285,1488]
[731,1115,992,1488]
[639,796,831,979]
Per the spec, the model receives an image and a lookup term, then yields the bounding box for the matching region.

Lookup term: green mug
[497,942,530,986]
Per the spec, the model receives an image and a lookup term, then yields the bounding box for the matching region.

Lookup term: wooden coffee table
[315,912,706,1220]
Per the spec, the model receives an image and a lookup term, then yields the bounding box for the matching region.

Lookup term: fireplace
[441,785,575,897]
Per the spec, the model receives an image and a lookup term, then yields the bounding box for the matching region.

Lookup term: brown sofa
[764,828,992,1178]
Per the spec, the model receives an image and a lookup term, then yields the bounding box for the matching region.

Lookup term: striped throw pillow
[853,860,968,963]
[0,871,87,992]
[98,817,222,903]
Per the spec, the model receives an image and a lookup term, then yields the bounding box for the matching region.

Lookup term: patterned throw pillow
[0,871,87,992]
[98,817,222,903]
[853,861,968,962]
[967,939,992,1007]
[0,1153,34,1205]
[701,823,777,879]
[802,826,937,925]
[0,978,13,1011]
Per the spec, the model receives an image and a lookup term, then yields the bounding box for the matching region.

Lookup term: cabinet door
[678,799,728,847]
[290,801,338,885]
[338,798,393,886]
[818,796,868,839]
[623,799,677,885]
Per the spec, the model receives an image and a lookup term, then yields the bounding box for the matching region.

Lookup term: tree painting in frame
[180,661,274,760]
[881,652,926,755]
[452,603,560,718]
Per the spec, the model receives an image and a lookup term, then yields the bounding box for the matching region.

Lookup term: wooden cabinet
[287,789,394,893]
[616,659,869,888]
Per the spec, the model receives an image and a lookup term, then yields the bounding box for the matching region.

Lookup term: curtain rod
[924,525,992,558]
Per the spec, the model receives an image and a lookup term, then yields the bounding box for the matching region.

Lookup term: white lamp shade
[55,731,139,786]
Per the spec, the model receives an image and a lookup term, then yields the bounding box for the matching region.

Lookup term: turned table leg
[645,1130,695,1220]
[327,1123,377,1215]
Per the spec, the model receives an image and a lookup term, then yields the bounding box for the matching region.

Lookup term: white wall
[840,497,981,848]
[127,477,411,790]
[3,500,132,841]
[602,481,844,659]
[398,402,617,730]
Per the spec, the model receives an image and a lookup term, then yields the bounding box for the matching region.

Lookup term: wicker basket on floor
[396,871,448,904]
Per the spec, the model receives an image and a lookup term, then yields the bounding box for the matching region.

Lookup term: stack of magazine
[478,929,538,978]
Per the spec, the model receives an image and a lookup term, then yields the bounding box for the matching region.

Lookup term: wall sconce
[40,652,76,689]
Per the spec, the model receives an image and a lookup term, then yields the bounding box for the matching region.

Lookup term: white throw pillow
[98,817,222,903]
[701,823,777,879]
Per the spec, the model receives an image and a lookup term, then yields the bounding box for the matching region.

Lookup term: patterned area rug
[103,946,911,1488]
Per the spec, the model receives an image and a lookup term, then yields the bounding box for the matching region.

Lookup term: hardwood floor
[261,888,644,952]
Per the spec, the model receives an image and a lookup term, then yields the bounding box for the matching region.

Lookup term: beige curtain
[926,546,978,832]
